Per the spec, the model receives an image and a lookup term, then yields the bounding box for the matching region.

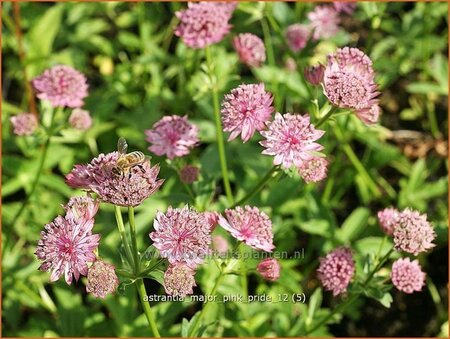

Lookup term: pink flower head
[221,83,274,142]
[179,165,200,184]
[69,109,92,130]
[285,24,310,52]
[63,195,99,222]
[10,113,38,136]
[212,235,229,255]
[164,263,196,297]
[393,208,436,255]
[323,47,380,124]
[32,65,88,108]
[86,260,119,298]
[260,113,325,169]
[150,205,211,268]
[145,115,199,160]
[391,258,426,294]
[233,33,266,68]
[35,206,100,284]
[307,6,340,40]
[304,64,325,86]
[333,2,357,14]
[65,152,164,207]
[174,2,232,49]
[377,207,401,236]
[317,247,355,296]
[204,211,220,231]
[257,258,281,281]
[298,157,328,183]
[218,206,274,252]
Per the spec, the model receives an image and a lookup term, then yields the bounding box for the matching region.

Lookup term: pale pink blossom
[233,33,266,68]
[257,258,281,281]
[317,247,355,296]
[391,258,426,294]
[10,113,38,136]
[285,24,310,52]
[86,260,119,298]
[298,157,328,183]
[308,6,340,40]
[377,207,401,236]
[164,263,196,297]
[69,109,92,130]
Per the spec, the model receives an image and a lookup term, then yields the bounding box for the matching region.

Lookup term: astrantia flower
[35,212,100,284]
[260,113,325,169]
[257,258,281,281]
[393,208,435,255]
[10,113,38,136]
[333,2,357,14]
[317,247,355,296]
[63,196,99,221]
[32,65,88,108]
[391,258,426,294]
[204,211,220,231]
[221,83,274,142]
[307,6,340,40]
[323,47,380,124]
[174,2,232,49]
[285,24,310,52]
[298,157,328,183]
[86,260,119,298]
[212,235,229,255]
[145,115,199,159]
[218,206,274,252]
[65,152,164,207]
[69,109,92,130]
[377,207,400,236]
[150,205,211,268]
[304,65,325,86]
[233,33,266,68]
[163,264,196,297]
[179,165,200,184]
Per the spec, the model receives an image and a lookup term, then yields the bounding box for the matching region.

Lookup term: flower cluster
[308,5,340,40]
[65,151,164,207]
[10,113,38,136]
[69,109,93,130]
[257,258,281,281]
[35,196,100,284]
[377,207,400,236]
[145,115,199,160]
[317,247,355,296]
[221,83,274,142]
[86,259,119,298]
[163,264,197,297]
[391,258,426,294]
[233,33,266,68]
[285,24,310,53]
[174,2,233,49]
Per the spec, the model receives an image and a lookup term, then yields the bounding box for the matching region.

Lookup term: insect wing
[117,137,128,155]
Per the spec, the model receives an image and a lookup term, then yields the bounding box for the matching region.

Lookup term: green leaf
[336,207,370,243]
[306,288,322,327]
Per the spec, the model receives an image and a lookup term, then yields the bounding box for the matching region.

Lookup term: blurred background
[2,2,448,337]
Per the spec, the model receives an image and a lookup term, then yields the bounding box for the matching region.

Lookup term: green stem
[114,205,134,268]
[136,278,161,338]
[6,106,58,252]
[316,106,338,128]
[188,271,225,337]
[231,166,278,208]
[239,244,248,317]
[261,17,280,110]
[205,45,234,205]
[304,247,394,335]
[128,207,140,274]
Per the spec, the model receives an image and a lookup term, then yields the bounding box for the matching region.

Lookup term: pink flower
[391,258,426,294]
[377,207,401,236]
[212,235,229,255]
[65,152,164,207]
[323,47,380,124]
[69,109,92,130]
[257,258,281,281]
[304,64,325,85]
[35,198,100,285]
[63,195,99,221]
[393,208,435,255]
[307,6,340,40]
[218,206,274,252]
[86,260,119,298]
[233,33,266,68]
[221,83,274,142]
[164,263,196,297]
[285,24,310,52]
[179,165,200,184]
[145,115,199,160]
[10,113,38,136]
[150,206,211,268]
[317,247,355,296]
[32,65,88,108]
[298,157,328,183]
[333,2,357,14]
[204,211,220,231]
[260,113,325,169]
[174,2,232,49]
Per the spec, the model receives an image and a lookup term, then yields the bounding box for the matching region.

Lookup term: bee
[112,137,147,178]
